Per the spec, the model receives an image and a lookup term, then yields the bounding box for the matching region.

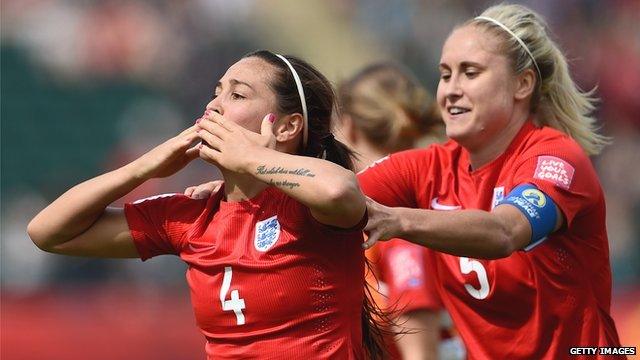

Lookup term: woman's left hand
[362,197,405,249]
[196,111,276,173]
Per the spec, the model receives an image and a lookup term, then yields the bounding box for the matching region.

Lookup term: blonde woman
[360,4,622,359]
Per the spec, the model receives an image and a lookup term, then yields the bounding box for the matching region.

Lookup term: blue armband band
[497,184,557,250]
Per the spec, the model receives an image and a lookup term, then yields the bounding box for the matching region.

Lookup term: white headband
[475,16,541,80]
[275,54,309,148]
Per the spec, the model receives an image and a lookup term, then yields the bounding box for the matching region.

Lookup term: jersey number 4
[459,257,490,299]
[220,266,246,325]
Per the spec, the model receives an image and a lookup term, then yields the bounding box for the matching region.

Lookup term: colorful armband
[497,184,557,250]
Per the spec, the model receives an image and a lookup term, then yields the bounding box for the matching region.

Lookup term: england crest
[254,215,280,252]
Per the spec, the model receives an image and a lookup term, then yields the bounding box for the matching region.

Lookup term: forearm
[28,162,146,249]
[243,147,365,220]
[396,208,516,259]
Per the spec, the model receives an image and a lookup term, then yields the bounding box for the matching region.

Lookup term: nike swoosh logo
[430,197,461,211]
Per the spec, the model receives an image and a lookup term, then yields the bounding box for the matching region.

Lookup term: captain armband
[496,184,558,251]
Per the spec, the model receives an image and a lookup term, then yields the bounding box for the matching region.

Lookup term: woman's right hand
[130,124,202,180]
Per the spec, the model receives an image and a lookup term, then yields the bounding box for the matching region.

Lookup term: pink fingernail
[268,113,276,123]
[196,117,201,124]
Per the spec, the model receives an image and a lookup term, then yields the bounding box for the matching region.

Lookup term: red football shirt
[358,121,622,359]
[373,239,442,313]
[125,186,366,359]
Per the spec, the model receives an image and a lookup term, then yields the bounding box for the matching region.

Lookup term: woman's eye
[231,93,245,100]
[465,71,479,78]
[440,73,451,80]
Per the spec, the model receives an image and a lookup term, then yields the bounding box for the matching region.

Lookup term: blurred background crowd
[2,0,638,358]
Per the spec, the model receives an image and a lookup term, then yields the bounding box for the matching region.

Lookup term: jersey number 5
[459,257,490,300]
[220,266,246,325]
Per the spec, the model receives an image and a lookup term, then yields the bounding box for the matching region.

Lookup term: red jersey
[124,186,366,359]
[358,121,622,359]
[373,240,442,313]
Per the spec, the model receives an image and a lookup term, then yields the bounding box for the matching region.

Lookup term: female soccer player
[338,62,463,360]
[359,4,623,359]
[28,50,382,359]
[189,62,463,359]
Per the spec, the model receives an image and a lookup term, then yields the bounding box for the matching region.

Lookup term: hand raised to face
[196,110,277,173]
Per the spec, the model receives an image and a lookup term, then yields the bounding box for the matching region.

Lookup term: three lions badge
[254,215,280,252]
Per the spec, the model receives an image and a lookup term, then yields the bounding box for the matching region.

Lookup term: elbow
[330,172,364,203]
[323,172,366,216]
[27,219,55,252]
[492,227,520,259]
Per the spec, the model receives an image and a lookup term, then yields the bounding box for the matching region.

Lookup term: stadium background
[1,0,638,358]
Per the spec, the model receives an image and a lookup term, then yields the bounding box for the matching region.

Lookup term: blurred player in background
[337,62,463,360]
[359,4,623,359]
[28,50,389,359]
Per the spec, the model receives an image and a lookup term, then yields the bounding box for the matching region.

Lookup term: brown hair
[245,50,356,170]
[339,63,441,152]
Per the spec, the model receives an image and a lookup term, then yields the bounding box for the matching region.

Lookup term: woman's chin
[445,125,469,142]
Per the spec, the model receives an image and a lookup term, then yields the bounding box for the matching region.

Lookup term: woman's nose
[206,98,222,115]
[444,76,463,99]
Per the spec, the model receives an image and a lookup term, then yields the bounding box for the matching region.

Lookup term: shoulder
[359,141,455,175]
[516,125,595,174]
[126,189,223,222]
[510,124,601,197]
[522,125,586,157]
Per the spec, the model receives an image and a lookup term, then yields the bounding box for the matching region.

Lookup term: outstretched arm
[363,197,563,259]
[196,112,366,229]
[28,125,201,257]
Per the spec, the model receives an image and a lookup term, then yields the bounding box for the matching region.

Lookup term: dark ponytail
[318,133,356,171]
[361,262,404,360]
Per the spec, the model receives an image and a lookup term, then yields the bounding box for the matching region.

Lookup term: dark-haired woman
[28,50,382,359]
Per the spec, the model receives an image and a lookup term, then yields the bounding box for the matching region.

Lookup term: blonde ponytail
[536,46,609,155]
[471,4,610,155]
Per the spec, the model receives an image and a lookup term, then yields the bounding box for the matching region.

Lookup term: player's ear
[274,113,304,142]
[514,68,536,101]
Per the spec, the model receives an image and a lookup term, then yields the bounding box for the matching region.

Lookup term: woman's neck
[468,112,529,170]
[221,169,269,202]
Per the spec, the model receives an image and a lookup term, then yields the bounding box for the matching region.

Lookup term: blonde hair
[338,63,441,152]
[469,4,610,155]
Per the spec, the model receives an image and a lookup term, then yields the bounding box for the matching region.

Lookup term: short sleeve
[378,240,442,313]
[357,149,432,208]
[511,140,601,228]
[124,193,210,260]
[307,207,368,234]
